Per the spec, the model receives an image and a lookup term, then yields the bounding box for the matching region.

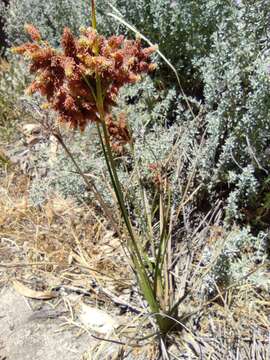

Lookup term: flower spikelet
[106,113,132,154]
[24,24,41,42]
[61,27,77,58]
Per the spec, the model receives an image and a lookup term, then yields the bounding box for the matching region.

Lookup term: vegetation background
[0,0,269,359]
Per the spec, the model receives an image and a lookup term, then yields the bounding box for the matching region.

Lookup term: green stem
[91,0,97,29]
[95,79,162,316]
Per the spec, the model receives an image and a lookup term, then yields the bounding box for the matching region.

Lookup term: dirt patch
[0,287,91,360]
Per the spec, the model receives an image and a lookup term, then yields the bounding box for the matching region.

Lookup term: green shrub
[0,59,29,142]
[28,128,102,206]
[197,2,270,221]
[202,227,270,297]
[97,0,270,224]
[98,1,231,89]
[0,0,89,47]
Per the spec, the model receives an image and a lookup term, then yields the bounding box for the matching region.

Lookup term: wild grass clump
[12,1,182,335]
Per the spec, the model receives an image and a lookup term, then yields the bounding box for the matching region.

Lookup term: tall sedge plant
[13,0,178,334]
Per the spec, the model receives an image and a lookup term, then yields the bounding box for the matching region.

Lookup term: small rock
[77,303,118,335]
[22,124,41,136]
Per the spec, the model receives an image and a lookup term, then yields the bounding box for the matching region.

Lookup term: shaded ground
[0,287,91,360]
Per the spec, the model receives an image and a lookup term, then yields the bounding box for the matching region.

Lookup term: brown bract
[13,24,157,131]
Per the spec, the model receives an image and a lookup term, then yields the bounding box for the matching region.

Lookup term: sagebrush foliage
[98,0,233,90]
[0,0,89,47]
[198,2,270,220]
[202,226,270,296]
[28,127,104,206]
[0,59,29,142]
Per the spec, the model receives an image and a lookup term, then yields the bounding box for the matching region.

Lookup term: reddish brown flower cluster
[106,112,132,154]
[13,25,157,130]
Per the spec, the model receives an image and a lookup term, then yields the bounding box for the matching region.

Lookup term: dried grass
[0,168,130,296]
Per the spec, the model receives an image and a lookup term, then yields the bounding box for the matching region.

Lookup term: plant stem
[94,76,163,319]
[91,0,97,29]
